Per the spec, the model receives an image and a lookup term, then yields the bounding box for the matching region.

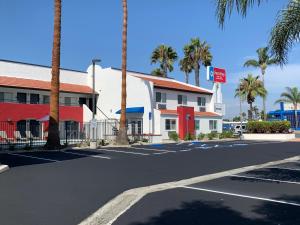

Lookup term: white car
[234,124,247,134]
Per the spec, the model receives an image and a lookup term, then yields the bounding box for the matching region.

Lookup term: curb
[0,164,9,174]
[78,155,300,225]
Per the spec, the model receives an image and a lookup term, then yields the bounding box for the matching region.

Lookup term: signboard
[207,66,226,83]
[214,103,225,115]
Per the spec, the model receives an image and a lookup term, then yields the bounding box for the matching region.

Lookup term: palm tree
[275,87,300,129]
[244,47,278,120]
[179,57,193,84]
[151,68,164,77]
[45,0,62,149]
[215,0,300,64]
[235,74,267,120]
[116,0,129,145]
[151,45,178,78]
[185,38,212,87]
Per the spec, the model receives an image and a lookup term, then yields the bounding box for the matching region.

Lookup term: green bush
[219,131,234,139]
[197,133,206,140]
[184,133,195,141]
[207,131,218,140]
[168,131,179,141]
[247,121,290,133]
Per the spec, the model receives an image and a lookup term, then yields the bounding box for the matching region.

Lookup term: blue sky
[0,0,299,118]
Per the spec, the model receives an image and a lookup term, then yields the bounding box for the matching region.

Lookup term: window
[165,119,176,130]
[43,95,50,104]
[64,97,72,106]
[79,97,87,106]
[195,120,200,130]
[17,92,27,103]
[30,94,39,104]
[0,92,13,102]
[197,97,206,106]
[156,92,166,103]
[178,95,187,105]
[209,120,217,130]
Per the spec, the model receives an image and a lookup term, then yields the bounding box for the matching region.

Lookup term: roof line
[0,59,87,74]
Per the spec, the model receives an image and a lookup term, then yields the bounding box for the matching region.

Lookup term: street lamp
[92,59,101,119]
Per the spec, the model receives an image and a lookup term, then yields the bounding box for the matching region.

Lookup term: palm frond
[244,59,259,67]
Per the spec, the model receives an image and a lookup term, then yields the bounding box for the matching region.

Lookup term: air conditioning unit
[158,104,167,109]
[199,107,206,112]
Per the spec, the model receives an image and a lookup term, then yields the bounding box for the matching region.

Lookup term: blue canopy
[116,107,144,114]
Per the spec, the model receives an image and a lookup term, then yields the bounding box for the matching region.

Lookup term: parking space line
[131,146,176,153]
[98,149,150,156]
[266,166,300,172]
[7,153,59,162]
[153,152,170,155]
[181,186,300,207]
[180,149,192,152]
[63,151,111,159]
[230,174,300,185]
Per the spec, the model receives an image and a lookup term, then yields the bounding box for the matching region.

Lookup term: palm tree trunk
[45,0,61,149]
[261,69,267,120]
[248,102,253,120]
[194,63,200,87]
[295,104,298,129]
[185,72,189,84]
[163,62,167,78]
[116,0,129,145]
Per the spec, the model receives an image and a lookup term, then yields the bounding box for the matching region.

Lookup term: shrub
[207,131,218,140]
[197,133,206,140]
[168,131,179,141]
[184,133,195,141]
[247,121,290,133]
[219,131,234,139]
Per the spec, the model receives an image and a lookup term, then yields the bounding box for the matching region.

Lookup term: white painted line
[8,153,59,162]
[98,149,149,156]
[63,151,111,159]
[188,143,194,146]
[131,146,176,153]
[180,149,192,152]
[196,146,213,149]
[230,174,300,185]
[266,166,300,172]
[176,142,184,145]
[153,152,170,155]
[182,186,300,207]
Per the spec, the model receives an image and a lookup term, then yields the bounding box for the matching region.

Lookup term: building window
[195,120,200,130]
[79,97,87,106]
[178,95,187,105]
[43,95,50,104]
[30,94,39,104]
[0,92,13,102]
[165,119,176,130]
[17,92,27,104]
[64,97,71,106]
[197,97,206,106]
[156,92,166,103]
[209,120,217,131]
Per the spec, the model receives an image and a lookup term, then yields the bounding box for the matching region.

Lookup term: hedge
[247,121,290,134]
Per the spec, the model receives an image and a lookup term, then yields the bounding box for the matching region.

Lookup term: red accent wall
[177,106,195,140]
[0,103,83,139]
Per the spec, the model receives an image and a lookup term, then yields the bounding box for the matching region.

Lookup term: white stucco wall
[196,116,223,135]
[0,60,88,86]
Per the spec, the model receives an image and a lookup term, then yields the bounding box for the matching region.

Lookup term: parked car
[234,124,247,135]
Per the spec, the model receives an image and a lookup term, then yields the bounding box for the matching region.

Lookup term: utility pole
[92,59,101,119]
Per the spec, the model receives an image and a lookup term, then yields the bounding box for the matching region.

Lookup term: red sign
[213,67,226,83]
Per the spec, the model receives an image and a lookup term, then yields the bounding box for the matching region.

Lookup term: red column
[177,106,195,140]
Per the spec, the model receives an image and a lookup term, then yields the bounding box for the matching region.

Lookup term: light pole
[92,59,101,119]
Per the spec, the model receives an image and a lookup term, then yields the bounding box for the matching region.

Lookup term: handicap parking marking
[230,174,300,185]
[62,151,111,159]
[7,153,59,162]
[97,148,150,156]
[181,186,300,207]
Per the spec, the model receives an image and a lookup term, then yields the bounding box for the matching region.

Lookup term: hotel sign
[207,66,226,83]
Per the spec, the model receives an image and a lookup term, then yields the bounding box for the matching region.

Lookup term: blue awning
[116,107,144,114]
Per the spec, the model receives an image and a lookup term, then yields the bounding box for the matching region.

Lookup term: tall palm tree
[244,47,277,120]
[45,0,62,149]
[185,38,212,87]
[275,87,300,129]
[151,68,164,77]
[215,0,300,64]
[116,0,129,145]
[151,45,178,78]
[235,74,267,120]
[179,57,193,84]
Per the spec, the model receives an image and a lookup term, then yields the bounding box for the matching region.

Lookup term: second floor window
[64,97,72,106]
[30,94,39,104]
[197,97,206,106]
[178,95,187,105]
[17,92,27,104]
[43,95,50,104]
[0,92,13,102]
[156,92,166,103]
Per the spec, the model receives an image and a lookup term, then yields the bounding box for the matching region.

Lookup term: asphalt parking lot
[1,140,300,225]
[114,160,300,225]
